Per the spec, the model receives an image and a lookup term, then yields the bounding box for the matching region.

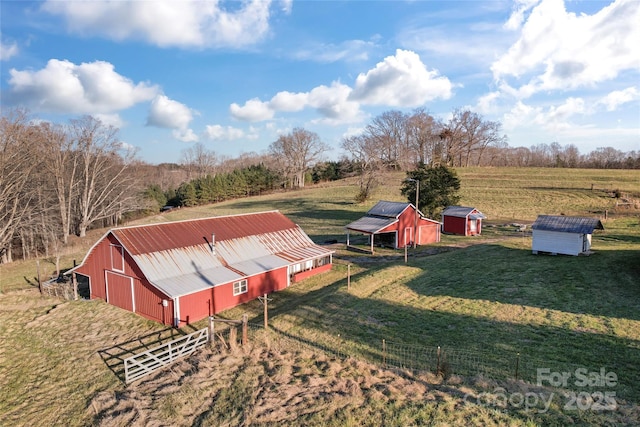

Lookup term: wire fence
[206,322,634,401]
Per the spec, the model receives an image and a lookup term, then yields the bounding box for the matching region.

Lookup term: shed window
[233,280,247,296]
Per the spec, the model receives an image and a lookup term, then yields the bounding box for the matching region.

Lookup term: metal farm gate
[124,328,209,384]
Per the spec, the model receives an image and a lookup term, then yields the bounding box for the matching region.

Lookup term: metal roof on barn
[442,206,486,219]
[366,201,412,218]
[103,211,333,298]
[532,215,604,234]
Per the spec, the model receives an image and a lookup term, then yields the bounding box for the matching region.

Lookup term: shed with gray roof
[442,206,486,236]
[531,215,604,256]
[345,200,440,252]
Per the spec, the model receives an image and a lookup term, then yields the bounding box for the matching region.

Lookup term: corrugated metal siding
[134,279,171,324]
[532,229,584,256]
[153,267,243,298]
[131,244,223,283]
[178,288,214,324]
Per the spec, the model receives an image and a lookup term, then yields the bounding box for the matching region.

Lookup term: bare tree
[341,134,382,202]
[364,110,407,170]
[0,109,43,263]
[405,108,442,167]
[38,122,79,244]
[70,116,140,237]
[180,142,218,180]
[269,128,329,188]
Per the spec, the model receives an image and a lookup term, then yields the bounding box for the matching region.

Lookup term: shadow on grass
[237,254,640,403]
[405,242,640,321]
[98,328,187,383]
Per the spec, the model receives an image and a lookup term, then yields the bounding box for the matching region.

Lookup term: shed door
[105,271,135,312]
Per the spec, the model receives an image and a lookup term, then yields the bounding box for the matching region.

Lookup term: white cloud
[504,0,541,31]
[7,59,157,114]
[173,128,198,143]
[204,124,245,141]
[41,0,279,49]
[349,49,453,107]
[269,91,308,112]
[231,49,452,126]
[476,91,501,114]
[147,95,197,142]
[308,82,362,124]
[492,0,640,97]
[503,97,586,134]
[598,87,639,111]
[230,98,275,122]
[292,39,374,63]
[93,113,124,129]
[0,40,18,61]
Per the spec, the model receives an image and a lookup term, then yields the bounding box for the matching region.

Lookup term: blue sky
[1,0,638,165]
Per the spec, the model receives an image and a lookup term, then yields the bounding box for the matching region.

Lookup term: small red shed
[442,206,486,236]
[345,200,441,252]
[69,211,334,327]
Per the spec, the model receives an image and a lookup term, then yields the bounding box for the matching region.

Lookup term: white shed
[531,215,604,256]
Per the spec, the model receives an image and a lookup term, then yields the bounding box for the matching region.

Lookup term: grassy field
[0,167,639,426]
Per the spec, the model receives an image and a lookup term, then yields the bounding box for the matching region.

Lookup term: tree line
[1,107,637,265]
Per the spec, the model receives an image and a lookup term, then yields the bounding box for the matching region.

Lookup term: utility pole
[407,178,419,248]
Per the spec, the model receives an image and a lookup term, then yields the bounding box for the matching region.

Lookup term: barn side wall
[74,233,173,323]
[443,215,467,235]
[175,266,289,327]
[532,230,584,256]
[418,222,441,245]
[292,263,332,283]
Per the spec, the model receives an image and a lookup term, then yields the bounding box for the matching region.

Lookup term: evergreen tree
[401,163,461,218]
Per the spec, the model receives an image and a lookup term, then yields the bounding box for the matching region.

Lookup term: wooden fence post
[72,272,78,300]
[515,352,520,380]
[263,293,268,329]
[382,339,386,368]
[242,314,248,346]
[436,346,441,375]
[208,316,215,344]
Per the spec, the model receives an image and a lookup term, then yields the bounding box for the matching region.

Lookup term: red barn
[70,211,334,327]
[442,206,486,236]
[345,201,441,252]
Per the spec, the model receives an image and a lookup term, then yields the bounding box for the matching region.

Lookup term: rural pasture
[0,167,639,426]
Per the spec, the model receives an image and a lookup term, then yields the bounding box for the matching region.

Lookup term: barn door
[405,227,412,247]
[105,271,135,312]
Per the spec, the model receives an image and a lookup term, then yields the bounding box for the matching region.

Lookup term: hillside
[0,167,639,426]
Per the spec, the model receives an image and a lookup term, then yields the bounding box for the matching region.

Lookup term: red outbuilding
[69,211,334,327]
[345,200,441,252]
[441,206,486,236]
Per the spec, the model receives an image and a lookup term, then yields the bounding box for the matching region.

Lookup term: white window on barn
[233,279,247,296]
[111,244,124,272]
